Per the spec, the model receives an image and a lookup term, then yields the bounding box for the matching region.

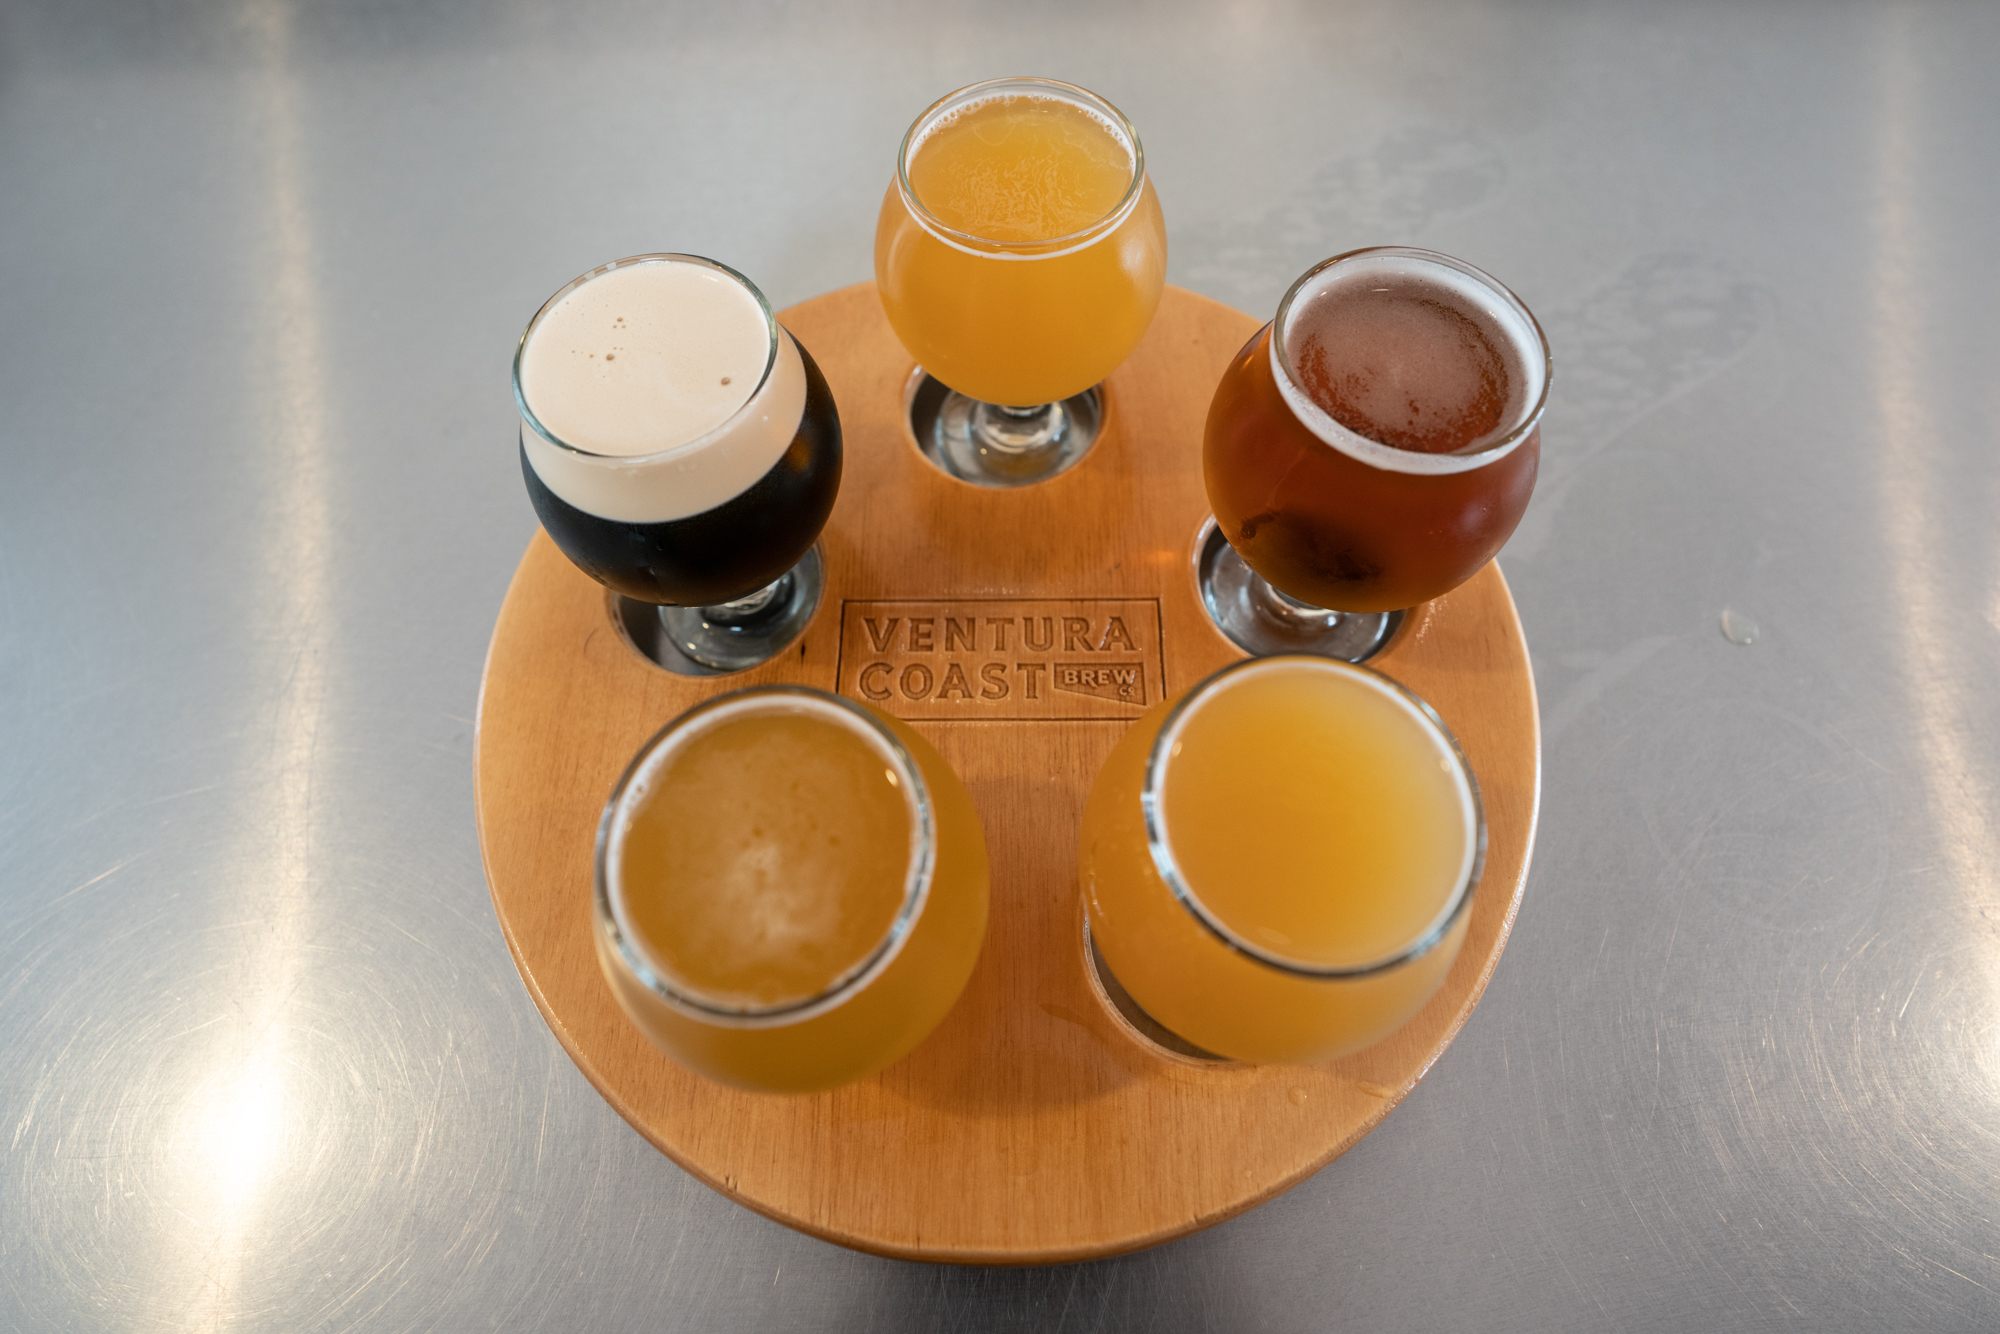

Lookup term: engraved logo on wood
[837,599,1166,721]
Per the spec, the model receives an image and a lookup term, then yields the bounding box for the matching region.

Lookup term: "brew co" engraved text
[836,598,1166,722]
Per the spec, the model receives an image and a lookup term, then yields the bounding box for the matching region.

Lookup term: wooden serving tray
[474,283,1539,1264]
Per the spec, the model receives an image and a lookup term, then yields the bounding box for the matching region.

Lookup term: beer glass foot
[1194,518,1399,663]
[632,545,824,674]
[1082,919,1230,1063]
[908,372,1102,488]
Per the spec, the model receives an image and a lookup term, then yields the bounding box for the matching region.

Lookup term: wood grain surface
[474,282,1541,1264]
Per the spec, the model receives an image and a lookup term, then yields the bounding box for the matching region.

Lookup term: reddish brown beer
[1203,248,1547,615]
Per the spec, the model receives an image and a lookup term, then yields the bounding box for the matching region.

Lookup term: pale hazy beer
[875,80,1166,407]
[1080,656,1482,1064]
[596,688,990,1092]
[874,77,1167,485]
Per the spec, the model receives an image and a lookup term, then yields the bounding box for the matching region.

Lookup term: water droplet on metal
[1719,608,1759,645]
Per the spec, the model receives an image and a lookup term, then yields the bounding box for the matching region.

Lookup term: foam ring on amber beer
[594,686,935,1027]
[1142,656,1486,982]
[894,75,1148,261]
[1267,245,1553,478]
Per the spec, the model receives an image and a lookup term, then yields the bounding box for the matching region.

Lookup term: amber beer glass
[597,686,990,1092]
[515,254,841,671]
[875,76,1167,486]
[1201,247,1549,659]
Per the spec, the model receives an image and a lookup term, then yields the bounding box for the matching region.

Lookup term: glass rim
[513,252,780,465]
[1140,655,1486,980]
[1268,245,1553,476]
[894,75,1148,256]
[593,685,937,1026]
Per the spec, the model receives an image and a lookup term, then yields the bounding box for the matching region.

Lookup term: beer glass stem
[1194,520,1397,663]
[909,379,1104,488]
[1251,576,1343,634]
[654,546,826,673]
[704,573,790,623]
[970,400,1066,456]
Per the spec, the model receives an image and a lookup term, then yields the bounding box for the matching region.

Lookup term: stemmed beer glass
[1200,246,1549,659]
[875,77,1167,486]
[515,253,841,671]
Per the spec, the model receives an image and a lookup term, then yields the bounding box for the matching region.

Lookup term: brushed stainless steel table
[5,2,1997,1329]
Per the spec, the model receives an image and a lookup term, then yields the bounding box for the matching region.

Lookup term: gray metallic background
[4,1,1998,1329]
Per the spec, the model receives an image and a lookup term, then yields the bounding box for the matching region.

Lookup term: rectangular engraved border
[834,596,1168,723]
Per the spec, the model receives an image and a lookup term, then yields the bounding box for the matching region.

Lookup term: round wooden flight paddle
[475,283,1540,1264]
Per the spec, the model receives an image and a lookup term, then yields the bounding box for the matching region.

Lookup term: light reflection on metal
[1870,8,2000,1083]
[168,0,333,1324]
[172,1039,291,1323]
[184,1053,289,1208]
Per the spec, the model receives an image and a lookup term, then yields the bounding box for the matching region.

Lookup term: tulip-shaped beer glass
[876,77,1167,486]
[1200,247,1549,659]
[515,254,841,671]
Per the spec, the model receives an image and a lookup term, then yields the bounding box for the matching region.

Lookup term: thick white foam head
[1270,249,1548,477]
[516,255,807,523]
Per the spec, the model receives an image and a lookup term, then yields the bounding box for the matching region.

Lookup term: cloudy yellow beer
[1080,657,1480,1064]
[597,688,988,1092]
[875,79,1167,406]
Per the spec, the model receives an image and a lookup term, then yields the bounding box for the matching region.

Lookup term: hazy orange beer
[1080,656,1482,1063]
[596,687,989,1092]
[875,76,1166,484]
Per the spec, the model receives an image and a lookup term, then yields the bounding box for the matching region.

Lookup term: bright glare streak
[168,0,333,1326]
[1868,10,2000,1084]
[179,1041,290,1223]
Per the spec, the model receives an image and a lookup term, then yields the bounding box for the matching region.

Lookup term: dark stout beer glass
[1200,246,1549,659]
[514,254,841,671]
